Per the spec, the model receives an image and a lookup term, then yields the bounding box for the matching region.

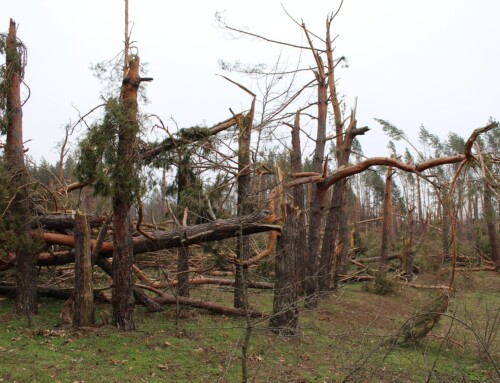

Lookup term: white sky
[2,0,499,164]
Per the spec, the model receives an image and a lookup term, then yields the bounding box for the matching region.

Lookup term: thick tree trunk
[484,185,500,271]
[112,55,143,331]
[270,204,299,335]
[304,71,328,308]
[379,165,394,277]
[73,211,94,326]
[5,19,37,315]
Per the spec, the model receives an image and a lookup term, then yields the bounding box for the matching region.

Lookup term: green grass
[1,272,499,382]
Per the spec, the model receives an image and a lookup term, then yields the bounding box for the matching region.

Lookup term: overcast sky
[2,0,499,164]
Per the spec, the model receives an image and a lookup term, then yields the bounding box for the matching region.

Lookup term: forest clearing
[0,1,499,382]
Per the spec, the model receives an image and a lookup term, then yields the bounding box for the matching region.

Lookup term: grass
[0,271,499,382]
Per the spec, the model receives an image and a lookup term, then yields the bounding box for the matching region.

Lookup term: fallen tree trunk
[151,277,273,290]
[140,285,267,318]
[33,211,279,262]
[31,213,107,231]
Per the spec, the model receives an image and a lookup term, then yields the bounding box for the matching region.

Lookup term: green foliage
[75,98,142,200]
[363,274,395,295]
[376,118,406,141]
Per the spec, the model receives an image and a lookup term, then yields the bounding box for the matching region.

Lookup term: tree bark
[270,204,299,334]
[5,19,37,315]
[73,211,94,326]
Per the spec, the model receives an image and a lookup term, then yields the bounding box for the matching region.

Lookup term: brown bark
[270,204,299,334]
[5,19,37,315]
[73,211,94,326]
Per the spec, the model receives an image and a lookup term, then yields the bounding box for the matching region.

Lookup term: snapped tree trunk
[5,19,37,315]
[73,211,94,326]
[270,203,299,335]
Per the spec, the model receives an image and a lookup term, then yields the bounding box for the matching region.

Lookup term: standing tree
[2,19,37,314]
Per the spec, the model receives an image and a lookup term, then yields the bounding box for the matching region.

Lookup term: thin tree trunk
[73,211,94,326]
[441,186,451,262]
[484,185,500,271]
[270,204,299,334]
[5,19,37,315]
[379,165,394,277]
[234,108,254,308]
[304,71,328,308]
[290,111,307,295]
[176,157,190,297]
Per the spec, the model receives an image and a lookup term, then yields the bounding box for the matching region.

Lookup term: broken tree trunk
[73,211,94,326]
